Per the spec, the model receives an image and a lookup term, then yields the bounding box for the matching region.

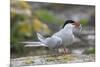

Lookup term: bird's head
[62,20,81,29]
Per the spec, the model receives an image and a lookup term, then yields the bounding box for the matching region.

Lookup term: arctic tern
[36,20,82,54]
[21,20,82,54]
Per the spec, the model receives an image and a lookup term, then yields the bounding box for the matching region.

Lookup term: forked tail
[36,33,46,43]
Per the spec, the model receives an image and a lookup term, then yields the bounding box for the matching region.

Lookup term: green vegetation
[87,48,95,54]
[11,1,34,55]
[35,9,64,25]
[85,48,95,54]
[35,9,55,22]
[11,13,32,54]
[80,19,89,26]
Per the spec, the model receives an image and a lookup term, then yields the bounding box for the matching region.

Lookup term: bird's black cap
[62,20,75,28]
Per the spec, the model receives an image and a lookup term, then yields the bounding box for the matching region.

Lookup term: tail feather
[37,33,46,43]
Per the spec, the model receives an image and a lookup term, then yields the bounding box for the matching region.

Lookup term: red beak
[72,22,80,28]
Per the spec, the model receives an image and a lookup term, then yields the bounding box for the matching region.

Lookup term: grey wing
[45,36,62,48]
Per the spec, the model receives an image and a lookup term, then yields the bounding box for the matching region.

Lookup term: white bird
[21,20,82,54]
[36,20,82,54]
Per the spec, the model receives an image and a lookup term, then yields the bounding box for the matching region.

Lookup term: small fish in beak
[73,21,82,34]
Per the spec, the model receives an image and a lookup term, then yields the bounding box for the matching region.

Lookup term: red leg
[63,48,69,54]
[64,48,67,54]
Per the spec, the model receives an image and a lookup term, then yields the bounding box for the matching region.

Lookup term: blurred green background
[10,1,95,58]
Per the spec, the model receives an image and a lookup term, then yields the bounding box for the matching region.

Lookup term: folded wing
[37,33,62,48]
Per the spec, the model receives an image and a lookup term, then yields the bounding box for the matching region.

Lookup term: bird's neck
[64,28,73,34]
[63,24,74,34]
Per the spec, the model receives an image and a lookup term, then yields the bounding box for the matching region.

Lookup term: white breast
[53,29,74,46]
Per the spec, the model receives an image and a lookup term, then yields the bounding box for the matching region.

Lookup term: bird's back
[53,29,74,46]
